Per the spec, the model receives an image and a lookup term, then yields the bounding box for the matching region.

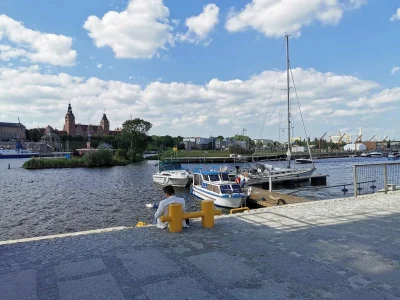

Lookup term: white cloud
[390,8,400,21]
[83,0,174,59]
[218,119,230,125]
[0,14,76,66]
[225,0,366,38]
[97,64,103,68]
[391,67,399,75]
[2,64,400,140]
[178,4,220,44]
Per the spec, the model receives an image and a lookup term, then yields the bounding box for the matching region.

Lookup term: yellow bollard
[202,200,217,228]
[168,203,183,233]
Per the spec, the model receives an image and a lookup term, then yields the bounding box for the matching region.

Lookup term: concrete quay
[1,193,399,300]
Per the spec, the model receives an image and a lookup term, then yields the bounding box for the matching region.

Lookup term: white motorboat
[361,152,371,157]
[295,158,313,164]
[191,170,246,208]
[152,161,192,187]
[369,151,383,157]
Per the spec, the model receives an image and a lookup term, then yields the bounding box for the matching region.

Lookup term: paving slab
[141,277,217,300]
[0,269,37,300]
[55,258,107,279]
[117,249,181,280]
[187,251,260,285]
[58,273,124,300]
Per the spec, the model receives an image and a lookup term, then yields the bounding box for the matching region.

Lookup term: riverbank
[22,153,130,169]
[1,193,399,299]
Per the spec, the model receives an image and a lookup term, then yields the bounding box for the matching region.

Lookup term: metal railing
[353,162,400,197]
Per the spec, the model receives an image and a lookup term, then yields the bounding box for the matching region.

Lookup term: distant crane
[355,128,363,143]
[337,133,347,148]
[319,132,327,152]
[369,134,376,143]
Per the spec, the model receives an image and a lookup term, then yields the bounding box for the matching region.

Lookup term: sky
[0,0,399,142]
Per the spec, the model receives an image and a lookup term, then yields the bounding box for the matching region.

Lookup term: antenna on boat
[285,33,291,168]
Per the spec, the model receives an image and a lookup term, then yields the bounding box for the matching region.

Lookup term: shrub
[85,150,114,167]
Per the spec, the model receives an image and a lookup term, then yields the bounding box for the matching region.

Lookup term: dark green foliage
[22,151,129,169]
[86,150,114,167]
[122,118,152,162]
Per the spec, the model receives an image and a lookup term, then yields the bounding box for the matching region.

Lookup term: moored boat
[191,170,246,208]
[0,143,39,159]
[152,161,192,187]
[295,158,313,164]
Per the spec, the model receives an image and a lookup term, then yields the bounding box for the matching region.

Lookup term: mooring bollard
[160,200,222,233]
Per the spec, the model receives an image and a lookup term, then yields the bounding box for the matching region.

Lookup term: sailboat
[238,34,315,186]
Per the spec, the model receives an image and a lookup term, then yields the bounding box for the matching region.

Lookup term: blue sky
[0,0,399,142]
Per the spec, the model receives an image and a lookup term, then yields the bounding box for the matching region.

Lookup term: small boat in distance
[369,151,384,157]
[152,161,192,187]
[295,158,313,164]
[0,142,39,159]
[388,153,399,160]
[191,170,246,208]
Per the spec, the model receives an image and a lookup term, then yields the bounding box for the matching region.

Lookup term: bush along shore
[22,150,130,169]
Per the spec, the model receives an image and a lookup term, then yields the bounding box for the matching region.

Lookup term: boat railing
[353,162,400,197]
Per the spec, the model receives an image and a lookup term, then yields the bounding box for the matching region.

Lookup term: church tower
[64,103,76,136]
[100,113,110,135]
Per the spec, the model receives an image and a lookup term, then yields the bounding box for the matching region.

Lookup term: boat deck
[246,173,328,186]
[246,187,310,207]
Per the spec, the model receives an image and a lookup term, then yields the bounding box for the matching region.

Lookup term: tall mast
[286,34,291,168]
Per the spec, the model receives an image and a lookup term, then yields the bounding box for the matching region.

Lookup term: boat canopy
[158,161,183,171]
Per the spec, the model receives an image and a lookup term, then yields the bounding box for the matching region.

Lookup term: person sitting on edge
[154,185,188,229]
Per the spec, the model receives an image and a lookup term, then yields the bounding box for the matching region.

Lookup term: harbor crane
[355,128,363,143]
[369,134,376,143]
[319,132,327,152]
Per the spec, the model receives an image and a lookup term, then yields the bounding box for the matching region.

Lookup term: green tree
[216,135,224,141]
[122,118,152,162]
[233,135,255,148]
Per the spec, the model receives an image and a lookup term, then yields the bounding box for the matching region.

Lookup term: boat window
[220,185,231,194]
[209,174,220,181]
[231,184,242,193]
[207,184,214,191]
[203,175,209,181]
[221,173,229,181]
[213,185,220,193]
[194,174,200,185]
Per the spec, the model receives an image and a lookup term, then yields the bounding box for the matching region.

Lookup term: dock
[1,193,399,299]
[247,186,310,207]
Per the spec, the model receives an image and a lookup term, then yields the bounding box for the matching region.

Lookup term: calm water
[0,157,390,240]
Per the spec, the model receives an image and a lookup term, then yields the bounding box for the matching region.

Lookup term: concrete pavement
[1,193,400,299]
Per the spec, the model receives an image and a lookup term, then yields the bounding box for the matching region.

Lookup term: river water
[0,157,391,240]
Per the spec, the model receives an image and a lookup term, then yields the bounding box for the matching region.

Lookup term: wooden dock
[246,187,310,207]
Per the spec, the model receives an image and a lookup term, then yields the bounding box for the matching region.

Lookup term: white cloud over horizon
[225,0,366,38]
[391,66,400,75]
[1,64,399,141]
[83,0,174,59]
[178,3,220,45]
[390,8,400,21]
[0,14,76,66]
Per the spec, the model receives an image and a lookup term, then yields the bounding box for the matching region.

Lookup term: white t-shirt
[154,195,188,229]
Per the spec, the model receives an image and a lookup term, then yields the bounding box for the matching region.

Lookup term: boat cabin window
[231,184,242,193]
[209,174,220,181]
[194,174,200,185]
[212,185,220,193]
[220,185,231,194]
[221,173,229,181]
[202,175,209,181]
